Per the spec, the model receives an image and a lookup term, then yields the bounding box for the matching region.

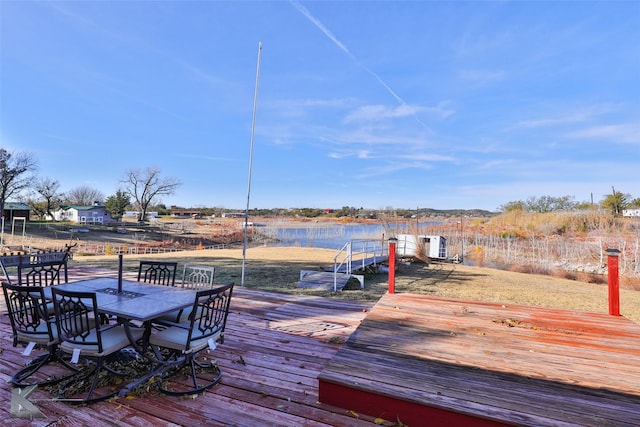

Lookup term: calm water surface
[257,222,438,250]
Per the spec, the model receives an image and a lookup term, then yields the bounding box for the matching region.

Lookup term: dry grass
[71,246,640,324]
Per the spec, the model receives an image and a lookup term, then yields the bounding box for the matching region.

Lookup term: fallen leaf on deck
[328,336,344,344]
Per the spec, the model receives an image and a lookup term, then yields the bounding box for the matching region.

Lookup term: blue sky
[2,1,638,212]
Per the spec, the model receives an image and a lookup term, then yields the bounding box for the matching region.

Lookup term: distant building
[1,202,31,222]
[623,209,640,217]
[52,203,114,224]
[222,212,244,218]
[123,211,158,220]
[170,206,201,218]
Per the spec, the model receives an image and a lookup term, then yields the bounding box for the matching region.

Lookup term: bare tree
[0,149,38,220]
[65,186,105,206]
[121,167,181,222]
[34,177,64,220]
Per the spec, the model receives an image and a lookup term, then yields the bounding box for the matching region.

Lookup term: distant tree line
[2,148,638,223]
[498,189,640,217]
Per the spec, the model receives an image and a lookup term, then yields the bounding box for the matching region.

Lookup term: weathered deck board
[319,293,640,426]
[1,267,379,427]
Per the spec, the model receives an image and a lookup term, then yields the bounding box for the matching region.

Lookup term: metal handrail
[332,238,389,292]
[333,242,352,292]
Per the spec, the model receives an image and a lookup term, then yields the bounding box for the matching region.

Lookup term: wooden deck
[319,293,640,426]
[5,266,640,426]
[1,267,380,427]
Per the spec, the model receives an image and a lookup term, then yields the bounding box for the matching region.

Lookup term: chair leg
[157,354,222,396]
[54,359,126,405]
[11,350,80,387]
[12,353,53,387]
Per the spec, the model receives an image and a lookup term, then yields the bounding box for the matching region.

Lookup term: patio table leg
[116,318,168,397]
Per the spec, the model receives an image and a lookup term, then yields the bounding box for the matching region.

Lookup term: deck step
[298,270,350,291]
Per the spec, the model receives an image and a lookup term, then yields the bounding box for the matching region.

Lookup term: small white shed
[395,234,447,260]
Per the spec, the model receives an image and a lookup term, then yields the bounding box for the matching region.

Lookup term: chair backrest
[18,260,68,286]
[51,288,102,353]
[181,264,216,290]
[0,245,73,286]
[0,258,12,285]
[185,282,234,351]
[138,261,177,286]
[2,281,53,347]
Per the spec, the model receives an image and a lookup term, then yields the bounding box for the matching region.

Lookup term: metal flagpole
[241,41,262,287]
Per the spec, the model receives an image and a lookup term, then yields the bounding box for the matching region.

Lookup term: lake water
[255,222,438,251]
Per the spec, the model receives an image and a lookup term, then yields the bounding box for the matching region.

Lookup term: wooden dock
[298,255,388,291]
[318,293,640,426]
[298,270,352,291]
[329,255,389,274]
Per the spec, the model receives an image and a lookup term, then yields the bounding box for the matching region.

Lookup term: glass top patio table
[44,277,196,322]
[41,277,201,398]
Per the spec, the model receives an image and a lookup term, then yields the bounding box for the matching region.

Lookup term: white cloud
[516,104,616,129]
[565,123,640,145]
[343,104,418,123]
[397,153,456,163]
[343,102,455,124]
[458,69,505,86]
[355,160,434,180]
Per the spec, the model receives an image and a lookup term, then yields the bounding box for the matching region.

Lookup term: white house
[623,209,640,217]
[52,203,114,224]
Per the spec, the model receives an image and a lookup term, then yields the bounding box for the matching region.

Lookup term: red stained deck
[318,293,640,426]
[4,266,640,426]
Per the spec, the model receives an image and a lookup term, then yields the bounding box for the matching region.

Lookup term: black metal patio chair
[137,261,177,286]
[149,282,234,396]
[2,281,78,387]
[18,259,69,287]
[0,257,13,285]
[155,264,217,324]
[51,288,144,404]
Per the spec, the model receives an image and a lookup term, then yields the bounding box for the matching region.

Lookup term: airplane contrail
[289,0,406,107]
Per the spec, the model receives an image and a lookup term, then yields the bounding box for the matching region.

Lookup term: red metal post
[606,248,621,316]
[388,238,397,294]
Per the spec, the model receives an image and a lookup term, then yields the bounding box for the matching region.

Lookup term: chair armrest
[97,322,122,333]
[150,318,190,330]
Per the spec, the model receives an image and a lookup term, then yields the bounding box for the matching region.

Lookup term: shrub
[575,272,606,284]
[552,269,577,281]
